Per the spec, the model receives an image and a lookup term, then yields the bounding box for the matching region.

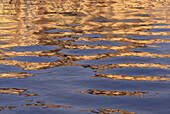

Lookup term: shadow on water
[0,0,170,113]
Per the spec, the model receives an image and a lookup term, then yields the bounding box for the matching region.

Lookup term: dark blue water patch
[6,56,60,63]
[153,18,168,20]
[73,40,128,46]
[91,18,116,22]
[75,56,170,66]
[0,94,25,109]
[73,34,104,38]
[60,49,116,55]
[120,19,144,22]
[85,77,170,91]
[0,43,7,45]
[119,97,170,114]
[101,67,170,77]
[41,83,169,114]
[0,66,94,95]
[134,14,150,17]
[45,29,71,33]
[59,37,73,41]
[150,23,170,26]
[33,66,94,81]
[126,35,170,40]
[129,44,170,54]
[0,65,23,73]
[11,79,148,111]
[2,45,58,52]
[152,43,170,54]
[0,70,169,94]
[13,109,84,114]
[0,68,169,114]
[145,28,170,32]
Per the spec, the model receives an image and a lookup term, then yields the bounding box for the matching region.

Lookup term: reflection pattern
[0,72,33,78]
[77,89,147,97]
[77,109,135,114]
[22,101,73,109]
[86,63,170,69]
[0,88,38,96]
[0,0,170,113]
[0,106,16,111]
[93,73,170,81]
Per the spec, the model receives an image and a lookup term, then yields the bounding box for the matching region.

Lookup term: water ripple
[0,0,169,113]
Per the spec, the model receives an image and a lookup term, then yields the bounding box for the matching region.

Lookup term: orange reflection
[77,89,147,97]
[0,88,38,96]
[77,108,135,114]
[0,72,34,78]
[92,73,170,81]
[23,101,72,109]
[87,63,170,70]
[0,106,17,111]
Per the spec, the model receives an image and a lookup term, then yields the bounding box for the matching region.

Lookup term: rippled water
[0,0,170,114]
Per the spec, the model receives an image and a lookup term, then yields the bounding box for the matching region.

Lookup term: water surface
[0,0,170,114]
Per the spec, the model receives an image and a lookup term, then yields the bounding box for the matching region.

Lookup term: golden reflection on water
[77,109,135,114]
[0,88,38,96]
[0,106,17,111]
[92,73,170,81]
[86,63,170,69]
[0,72,33,78]
[22,101,73,109]
[0,0,170,113]
[77,89,147,97]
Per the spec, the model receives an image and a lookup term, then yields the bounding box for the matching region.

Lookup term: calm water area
[0,0,170,114]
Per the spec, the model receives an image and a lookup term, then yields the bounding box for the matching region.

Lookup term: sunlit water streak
[0,0,170,114]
